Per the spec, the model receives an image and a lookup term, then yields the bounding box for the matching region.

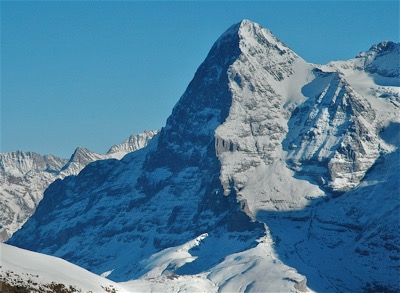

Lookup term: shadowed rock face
[357,41,400,78]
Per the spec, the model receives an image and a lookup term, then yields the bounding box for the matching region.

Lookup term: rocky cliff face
[0,130,157,242]
[283,70,381,192]
[215,20,312,197]
[7,20,400,292]
[0,151,67,242]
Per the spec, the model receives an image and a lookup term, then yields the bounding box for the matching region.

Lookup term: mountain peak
[237,19,263,32]
[356,40,400,60]
[367,41,399,54]
[69,147,94,162]
[222,19,256,33]
[239,18,255,26]
[222,19,280,46]
[354,40,400,78]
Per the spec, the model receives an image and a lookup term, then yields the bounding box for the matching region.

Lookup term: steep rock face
[215,20,313,196]
[0,131,157,242]
[283,70,381,192]
[137,21,265,242]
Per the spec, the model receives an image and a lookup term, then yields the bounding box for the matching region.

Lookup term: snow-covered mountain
[7,20,399,292]
[0,130,158,242]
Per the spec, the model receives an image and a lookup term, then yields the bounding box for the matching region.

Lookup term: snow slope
[0,243,128,292]
[7,20,400,292]
[2,234,310,293]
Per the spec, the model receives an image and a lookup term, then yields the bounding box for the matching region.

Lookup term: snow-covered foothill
[0,243,129,292]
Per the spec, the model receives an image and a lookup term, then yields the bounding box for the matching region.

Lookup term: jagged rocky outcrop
[0,151,67,242]
[283,70,381,192]
[57,147,106,179]
[7,20,400,292]
[106,130,159,159]
[0,130,157,242]
[356,41,400,78]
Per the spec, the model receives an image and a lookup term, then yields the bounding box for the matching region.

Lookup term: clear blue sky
[2,1,399,158]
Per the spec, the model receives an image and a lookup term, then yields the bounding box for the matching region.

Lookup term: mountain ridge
[0,130,158,242]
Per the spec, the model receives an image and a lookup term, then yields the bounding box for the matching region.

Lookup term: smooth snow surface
[0,243,129,292]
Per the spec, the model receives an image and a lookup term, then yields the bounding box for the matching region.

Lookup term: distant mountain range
[4,20,399,292]
[0,130,158,241]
